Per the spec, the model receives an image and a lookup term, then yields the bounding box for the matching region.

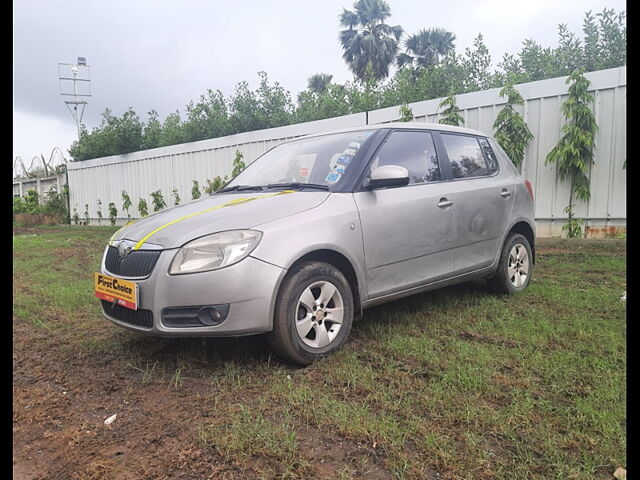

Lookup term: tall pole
[59,58,90,223]
[72,67,81,140]
[59,58,90,142]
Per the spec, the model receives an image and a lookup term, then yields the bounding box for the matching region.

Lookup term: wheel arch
[508,220,535,263]
[287,249,362,318]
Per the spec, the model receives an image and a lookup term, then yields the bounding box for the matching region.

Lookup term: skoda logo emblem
[117,240,134,259]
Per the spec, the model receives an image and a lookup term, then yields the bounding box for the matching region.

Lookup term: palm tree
[397,28,456,69]
[307,73,334,93]
[339,0,403,82]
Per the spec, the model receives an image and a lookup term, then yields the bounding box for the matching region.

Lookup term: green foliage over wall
[67,7,624,162]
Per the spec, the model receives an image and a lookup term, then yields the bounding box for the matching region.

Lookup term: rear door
[353,130,457,299]
[438,133,515,273]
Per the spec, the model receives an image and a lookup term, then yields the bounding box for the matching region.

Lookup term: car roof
[301,122,488,139]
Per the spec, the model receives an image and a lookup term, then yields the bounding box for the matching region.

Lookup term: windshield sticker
[335,165,346,174]
[348,141,361,149]
[299,166,310,177]
[336,155,353,166]
[343,148,357,156]
[325,172,341,182]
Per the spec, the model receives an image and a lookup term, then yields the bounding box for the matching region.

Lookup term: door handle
[437,198,453,208]
[500,189,511,198]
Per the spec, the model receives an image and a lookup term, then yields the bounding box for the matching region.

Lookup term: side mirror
[366,165,410,189]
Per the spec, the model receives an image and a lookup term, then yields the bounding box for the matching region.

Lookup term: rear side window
[442,134,497,179]
[371,131,441,184]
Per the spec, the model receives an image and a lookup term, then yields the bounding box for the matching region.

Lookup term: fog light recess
[161,304,230,328]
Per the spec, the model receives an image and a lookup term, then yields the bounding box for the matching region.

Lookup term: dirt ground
[13,227,626,479]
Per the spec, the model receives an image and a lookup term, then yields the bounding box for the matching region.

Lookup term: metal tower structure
[58,57,91,140]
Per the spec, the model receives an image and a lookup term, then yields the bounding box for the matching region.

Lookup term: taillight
[524,180,534,201]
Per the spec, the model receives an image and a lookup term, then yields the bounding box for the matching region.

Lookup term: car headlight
[169,230,262,275]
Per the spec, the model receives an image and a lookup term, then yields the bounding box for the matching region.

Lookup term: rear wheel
[487,233,533,294]
[267,261,354,365]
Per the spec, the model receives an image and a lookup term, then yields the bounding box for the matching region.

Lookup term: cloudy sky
[13,0,625,167]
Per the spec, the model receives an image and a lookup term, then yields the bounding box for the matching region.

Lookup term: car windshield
[223,130,374,191]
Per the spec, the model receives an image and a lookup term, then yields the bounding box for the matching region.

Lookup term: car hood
[112,191,329,249]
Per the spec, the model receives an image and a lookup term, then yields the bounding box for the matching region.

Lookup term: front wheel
[487,233,533,294]
[267,261,354,365]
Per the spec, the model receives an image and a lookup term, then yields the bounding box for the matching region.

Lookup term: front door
[353,130,456,299]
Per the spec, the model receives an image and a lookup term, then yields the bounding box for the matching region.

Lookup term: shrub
[108,202,118,225]
[150,190,167,212]
[192,180,201,200]
[138,198,149,217]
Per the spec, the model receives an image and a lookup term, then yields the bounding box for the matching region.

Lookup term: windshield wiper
[217,185,266,194]
[266,182,330,191]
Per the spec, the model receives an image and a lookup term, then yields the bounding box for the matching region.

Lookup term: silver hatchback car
[96,123,535,364]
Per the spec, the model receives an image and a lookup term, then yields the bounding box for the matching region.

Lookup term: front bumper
[100,248,286,337]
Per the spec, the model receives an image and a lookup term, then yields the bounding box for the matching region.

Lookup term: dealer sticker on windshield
[94,272,138,310]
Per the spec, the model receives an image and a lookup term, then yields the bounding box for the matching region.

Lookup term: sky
[13,0,625,170]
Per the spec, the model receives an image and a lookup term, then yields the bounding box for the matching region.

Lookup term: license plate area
[94,272,138,310]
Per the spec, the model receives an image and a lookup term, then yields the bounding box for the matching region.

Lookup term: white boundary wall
[13,174,66,201]
[68,67,626,236]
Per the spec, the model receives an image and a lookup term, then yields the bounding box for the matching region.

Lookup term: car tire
[267,261,354,366]
[487,233,533,294]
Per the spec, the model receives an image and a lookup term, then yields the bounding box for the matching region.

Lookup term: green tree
[437,94,464,126]
[256,71,294,129]
[204,176,228,194]
[172,188,181,206]
[545,70,598,237]
[596,8,626,69]
[121,190,132,220]
[554,24,584,76]
[142,109,163,150]
[137,198,149,217]
[295,84,351,123]
[338,0,403,82]
[462,33,494,91]
[232,150,246,178]
[191,180,201,200]
[397,27,456,69]
[150,190,167,212]
[183,89,230,142]
[68,108,143,160]
[399,104,413,122]
[493,84,534,169]
[582,11,601,71]
[84,204,90,224]
[96,199,103,225]
[160,111,185,146]
[307,73,333,93]
[518,40,557,82]
[496,53,528,85]
[108,202,118,226]
[112,108,144,154]
[72,206,80,225]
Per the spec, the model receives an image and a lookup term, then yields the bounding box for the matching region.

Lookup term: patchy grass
[13,228,626,480]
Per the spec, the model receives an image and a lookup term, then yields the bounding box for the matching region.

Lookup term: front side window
[370,131,441,184]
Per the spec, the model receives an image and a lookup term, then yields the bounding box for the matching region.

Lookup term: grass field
[13,226,626,480]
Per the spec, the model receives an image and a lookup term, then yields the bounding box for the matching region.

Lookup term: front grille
[101,300,154,329]
[104,246,161,277]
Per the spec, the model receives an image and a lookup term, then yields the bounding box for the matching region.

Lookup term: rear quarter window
[441,134,498,179]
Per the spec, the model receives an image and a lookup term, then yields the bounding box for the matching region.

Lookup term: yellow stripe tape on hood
[109,219,138,246]
[120,190,296,250]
